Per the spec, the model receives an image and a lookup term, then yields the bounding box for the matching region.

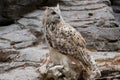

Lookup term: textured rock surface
[0,9,44,62]
[0,0,120,80]
[60,0,120,51]
[0,66,40,80]
[111,0,120,25]
[0,49,120,80]
[0,0,58,26]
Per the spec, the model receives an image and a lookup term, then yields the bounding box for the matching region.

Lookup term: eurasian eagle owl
[42,4,101,80]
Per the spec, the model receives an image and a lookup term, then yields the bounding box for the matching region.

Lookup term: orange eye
[51,12,56,15]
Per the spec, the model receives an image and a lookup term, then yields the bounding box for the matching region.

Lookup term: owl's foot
[90,68,101,80]
[40,54,51,66]
[38,64,64,80]
[38,55,51,74]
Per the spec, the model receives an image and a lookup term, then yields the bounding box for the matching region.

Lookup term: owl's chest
[44,24,60,46]
[44,24,62,38]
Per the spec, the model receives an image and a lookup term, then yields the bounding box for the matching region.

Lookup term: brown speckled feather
[45,22,94,69]
[43,6,101,79]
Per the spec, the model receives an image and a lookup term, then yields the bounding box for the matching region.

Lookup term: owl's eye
[51,12,56,15]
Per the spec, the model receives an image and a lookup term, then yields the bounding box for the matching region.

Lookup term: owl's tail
[78,48,101,79]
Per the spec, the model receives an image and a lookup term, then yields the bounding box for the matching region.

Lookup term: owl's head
[43,4,62,25]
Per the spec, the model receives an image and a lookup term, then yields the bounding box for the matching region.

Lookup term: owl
[42,4,101,80]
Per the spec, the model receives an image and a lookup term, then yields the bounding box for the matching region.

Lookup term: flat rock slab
[0,49,120,80]
[90,52,120,70]
[60,0,120,51]
[16,45,49,62]
[1,29,36,42]
[0,67,40,80]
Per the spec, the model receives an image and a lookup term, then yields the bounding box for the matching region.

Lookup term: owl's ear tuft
[49,3,60,10]
[56,4,60,9]
[54,3,60,10]
[42,18,46,26]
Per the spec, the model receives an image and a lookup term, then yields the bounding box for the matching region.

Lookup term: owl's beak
[56,16,60,19]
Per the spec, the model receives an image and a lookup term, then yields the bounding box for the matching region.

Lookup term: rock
[0,61,42,73]
[0,29,37,49]
[24,10,43,18]
[38,51,120,80]
[39,65,66,80]
[1,29,36,43]
[0,24,21,35]
[112,5,120,13]
[0,62,26,73]
[91,52,120,79]
[0,0,15,26]
[13,41,34,49]
[0,40,11,49]
[111,0,120,6]
[18,18,42,32]
[0,46,120,80]
[0,0,58,26]
[0,0,119,51]
[111,0,120,25]
[0,66,40,80]
[114,13,120,25]
[16,45,49,62]
[0,49,19,62]
[0,17,14,26]
[60,0,120,51]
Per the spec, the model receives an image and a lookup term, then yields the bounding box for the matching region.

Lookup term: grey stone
[13,41,34,49]
[18,18,42,32]
[1,29,36,42]
[0,62,26,73]
[0,0,58,26]
[0,66,40,80]
[60,0,120,51]
[24,10,43,19]
[0,61,41,73]
[16,45,49,62]
[114,13,120,24]
[0,40,11,49]
[111,0,120,25]
[0,24,21,35]
[0,49,19,62]
[111,0,120,6]
[96,28,120,41]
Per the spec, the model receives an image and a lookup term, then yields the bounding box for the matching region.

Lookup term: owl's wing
[47,24,93,68]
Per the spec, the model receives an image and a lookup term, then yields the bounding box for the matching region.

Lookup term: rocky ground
[0,0,120,80]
